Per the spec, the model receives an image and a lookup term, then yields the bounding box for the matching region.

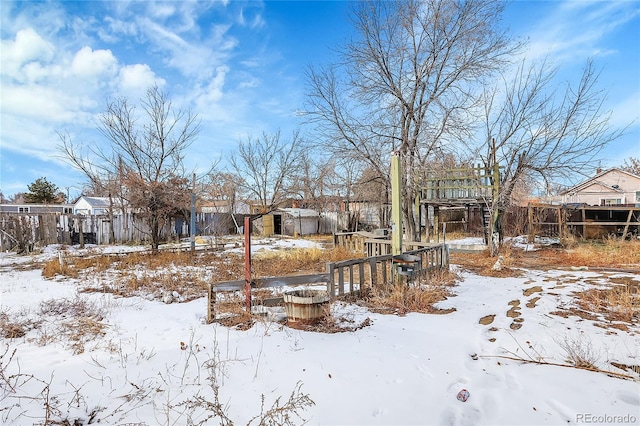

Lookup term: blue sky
[1,0,639,199]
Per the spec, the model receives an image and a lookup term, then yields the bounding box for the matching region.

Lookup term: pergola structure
[416,163,501,245]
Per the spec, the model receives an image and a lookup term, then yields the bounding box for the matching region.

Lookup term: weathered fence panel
[0,212,251,252]
[207,244,449,323]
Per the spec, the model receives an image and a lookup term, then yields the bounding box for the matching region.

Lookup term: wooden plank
[257,273,329,288]
[210,279,245,291]
[621,210,634,240]
[381,259,388,284]
[369,258,377,287]
[563,221,640,226]
[327,262,335,297]
[259,297,284,307]
[349,264,354,294]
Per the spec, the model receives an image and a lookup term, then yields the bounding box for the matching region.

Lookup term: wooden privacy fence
[0,212,250,252]
[207,244,449,323]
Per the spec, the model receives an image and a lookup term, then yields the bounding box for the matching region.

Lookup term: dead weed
[573,284,639,323]
[362,281,456,316]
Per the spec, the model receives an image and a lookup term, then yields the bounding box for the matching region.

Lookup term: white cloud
[150,3,176,19]
[118,63,166,94]
[71,46,118,78]
[238,5,265,30]
[525,1,640,64]
[193,65,229,114]
[0,28,55,80]
[98,17,139,43]
[1,85,96,123]
[136,17,236,81]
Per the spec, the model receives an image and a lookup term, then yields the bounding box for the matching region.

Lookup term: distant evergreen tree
[24,177,62,203]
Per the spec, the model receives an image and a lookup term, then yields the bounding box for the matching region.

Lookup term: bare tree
[471,59,626,253]
[202,171,242,235]
[228,129,304,213]
[479,59,625,204]
[288,152,338,210]
[305,0,517,240]
[206,172,241,211]
[59,85,201,252]
[620,157,640,175]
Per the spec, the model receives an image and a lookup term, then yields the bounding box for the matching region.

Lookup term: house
[559,168,640,206]
[74,196,113,215]
[0,203,74,214]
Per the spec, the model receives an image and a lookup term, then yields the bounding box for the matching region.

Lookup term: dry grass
[450,244,523,277]
[37,297,108,354]
[295,314,372,334]
[361,270,459,316]
[254,246,359,277]
[556,334,600,370]
[573,284,639,323]
[0,309,39,339]
[0,298,108,355]
[43,245,356,303]
[42,254,115,279]
[452,238,640,272]
[560,238,640,268]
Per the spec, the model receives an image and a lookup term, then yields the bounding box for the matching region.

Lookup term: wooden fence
[527,204,640,241]
[0,212,250,252]
[207,244,448,323]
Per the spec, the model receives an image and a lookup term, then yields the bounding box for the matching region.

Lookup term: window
[636,191,640,202]
[18,207,29,213]
[63,207,73,214]
[602,198,622,206]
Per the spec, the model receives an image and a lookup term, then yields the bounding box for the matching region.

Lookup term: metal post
[190,173,196,255]
[490,138,501,256]
[244,216,252,312]
[391,152,402,256]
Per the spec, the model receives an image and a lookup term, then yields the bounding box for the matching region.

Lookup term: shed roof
[77,196,112,207]
[278,208,320,218]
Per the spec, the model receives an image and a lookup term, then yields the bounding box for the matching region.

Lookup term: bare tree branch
[58,85,202,251]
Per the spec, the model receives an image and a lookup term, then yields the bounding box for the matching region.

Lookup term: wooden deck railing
[207,243,449,323]
[326,243,448,296]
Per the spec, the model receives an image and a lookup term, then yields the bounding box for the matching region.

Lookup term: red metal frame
[244,216,252,312]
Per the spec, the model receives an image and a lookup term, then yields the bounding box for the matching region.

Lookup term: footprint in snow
[617,389,640,406]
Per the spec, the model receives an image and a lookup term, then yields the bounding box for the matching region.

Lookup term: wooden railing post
[326,262,335,298]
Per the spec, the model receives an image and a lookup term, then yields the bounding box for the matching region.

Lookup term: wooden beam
[621,209,634,240]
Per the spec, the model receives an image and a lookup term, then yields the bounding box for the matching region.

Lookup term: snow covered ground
[1,239,639,425]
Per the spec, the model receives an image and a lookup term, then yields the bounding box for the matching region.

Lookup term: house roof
[560,168,640,195]
[77,196,112,208]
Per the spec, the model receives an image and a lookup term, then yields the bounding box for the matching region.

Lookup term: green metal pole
[490,139,500,256]
[391,153,402,256]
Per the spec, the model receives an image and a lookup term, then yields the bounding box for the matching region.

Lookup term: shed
[258,208,320,236]
[74,196,112,215]
[279,208,320,236]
